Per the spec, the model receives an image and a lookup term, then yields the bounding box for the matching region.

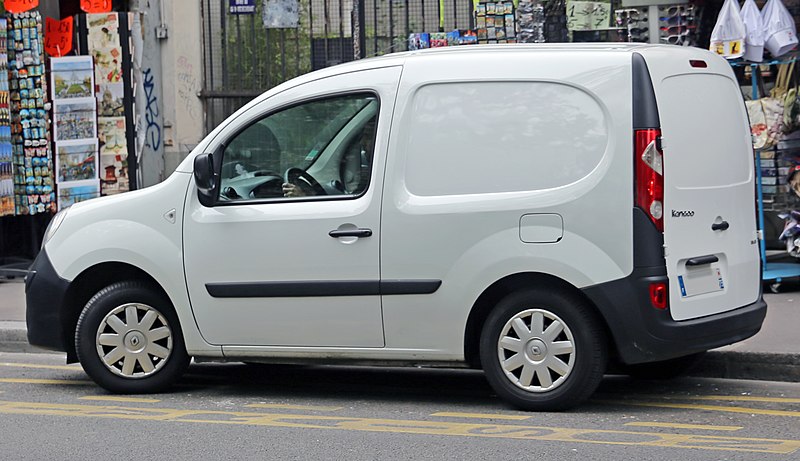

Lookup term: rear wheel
[75,281,190,393]
[480,288,607,411]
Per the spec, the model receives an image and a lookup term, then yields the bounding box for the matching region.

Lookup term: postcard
[55,139,98,183]
[57,179,100,209]
[53,99,97,142]
[50,56,95,100]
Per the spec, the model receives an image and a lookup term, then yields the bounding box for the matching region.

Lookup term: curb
[0,321,44,354]
[688,350,800,383]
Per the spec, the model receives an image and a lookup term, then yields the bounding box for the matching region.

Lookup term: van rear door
[638,48,760,321]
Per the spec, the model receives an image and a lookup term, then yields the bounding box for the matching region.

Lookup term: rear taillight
[649,282,668,310]
[635,129,664,232]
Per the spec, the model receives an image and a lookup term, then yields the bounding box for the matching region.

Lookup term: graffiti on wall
[143,67,161,151]
[176,56,200,122]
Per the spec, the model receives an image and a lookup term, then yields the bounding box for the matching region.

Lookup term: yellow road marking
[79,396,161,403]
[0,362,80,371]
[0,378,91,385]
[246,404,342,411]
[628,394,800,404]
[681,396,800,404]
[431,412,529,421]
[608,400,800,418]
[0,400,797,454]
[625,422,743,431]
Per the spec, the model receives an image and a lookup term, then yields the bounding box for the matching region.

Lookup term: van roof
[323,43,670,70]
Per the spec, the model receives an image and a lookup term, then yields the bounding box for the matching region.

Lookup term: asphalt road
[0,352,799,460]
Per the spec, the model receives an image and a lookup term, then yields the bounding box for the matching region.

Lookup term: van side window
[403,82,607,196]
[218,94,379,202]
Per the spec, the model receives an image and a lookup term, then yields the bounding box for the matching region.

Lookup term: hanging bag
[747,98,770,150]
[760,62,792,148]
[710,0,747,59]
[782,61,798,132]
[747,64,791,151]
[741,0,765,62]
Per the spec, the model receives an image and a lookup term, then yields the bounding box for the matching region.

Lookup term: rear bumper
[25,248,71,353]
[582,265,766,364]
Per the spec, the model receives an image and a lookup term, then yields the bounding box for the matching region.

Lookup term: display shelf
[744,59,800,284]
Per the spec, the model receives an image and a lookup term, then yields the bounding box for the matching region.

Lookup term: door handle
[711,221,730,231]
[686,255,719,267]
[329,228,373,238]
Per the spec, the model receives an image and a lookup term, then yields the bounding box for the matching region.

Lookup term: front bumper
[582,265,767,364]
[25,248,71,353]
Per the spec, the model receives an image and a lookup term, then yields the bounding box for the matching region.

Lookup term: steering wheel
[284,167,326,196]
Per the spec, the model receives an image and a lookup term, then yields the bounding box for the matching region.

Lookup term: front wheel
[75,281,190,393]
[480,288,607,411]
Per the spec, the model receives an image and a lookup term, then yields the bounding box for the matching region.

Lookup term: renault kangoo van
[26,44,766,410]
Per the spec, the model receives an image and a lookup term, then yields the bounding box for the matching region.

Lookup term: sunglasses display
[613,3,698,47]
[613,8,650,43]
[517,0,545,43]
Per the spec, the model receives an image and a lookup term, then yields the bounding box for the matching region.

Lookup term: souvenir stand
[737,59,800,290]
[0,8,52,277]
[0,2,138,278]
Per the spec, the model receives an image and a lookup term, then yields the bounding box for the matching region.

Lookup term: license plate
[678,265,725,298]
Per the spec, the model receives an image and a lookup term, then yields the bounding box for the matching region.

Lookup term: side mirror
[194,152,217,207]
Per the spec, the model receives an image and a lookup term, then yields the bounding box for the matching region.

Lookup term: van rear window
[403,81,608,196]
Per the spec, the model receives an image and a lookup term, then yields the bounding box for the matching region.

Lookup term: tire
[480,288,607,411]
[621,352,706,380]
[75,281,190,394]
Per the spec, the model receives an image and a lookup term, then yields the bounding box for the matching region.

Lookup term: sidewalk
[1,276,799,381]
[0,277,31,353]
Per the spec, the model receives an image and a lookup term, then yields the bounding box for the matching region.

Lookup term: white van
[26,44,766,410]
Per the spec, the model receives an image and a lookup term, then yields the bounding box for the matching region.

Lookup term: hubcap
[497,308,575,393]
[95,303,173,379]
[123,331,146,352]
[525,339,547,362]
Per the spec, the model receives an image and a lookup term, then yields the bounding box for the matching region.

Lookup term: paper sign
[45,17,74,57]
[4,0,38,13]
[80,0,112,13]
[566,0,611,31]
[711,39,744,57]
[263,0,300,28]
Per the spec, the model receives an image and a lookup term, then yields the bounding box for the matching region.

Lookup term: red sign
[44,17,74,57]
[4,0,38,13]
[80,0,112,13]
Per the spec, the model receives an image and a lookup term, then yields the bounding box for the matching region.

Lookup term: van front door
[183,68,400,346]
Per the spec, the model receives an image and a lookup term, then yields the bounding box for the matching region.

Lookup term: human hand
[282,182,306,197]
